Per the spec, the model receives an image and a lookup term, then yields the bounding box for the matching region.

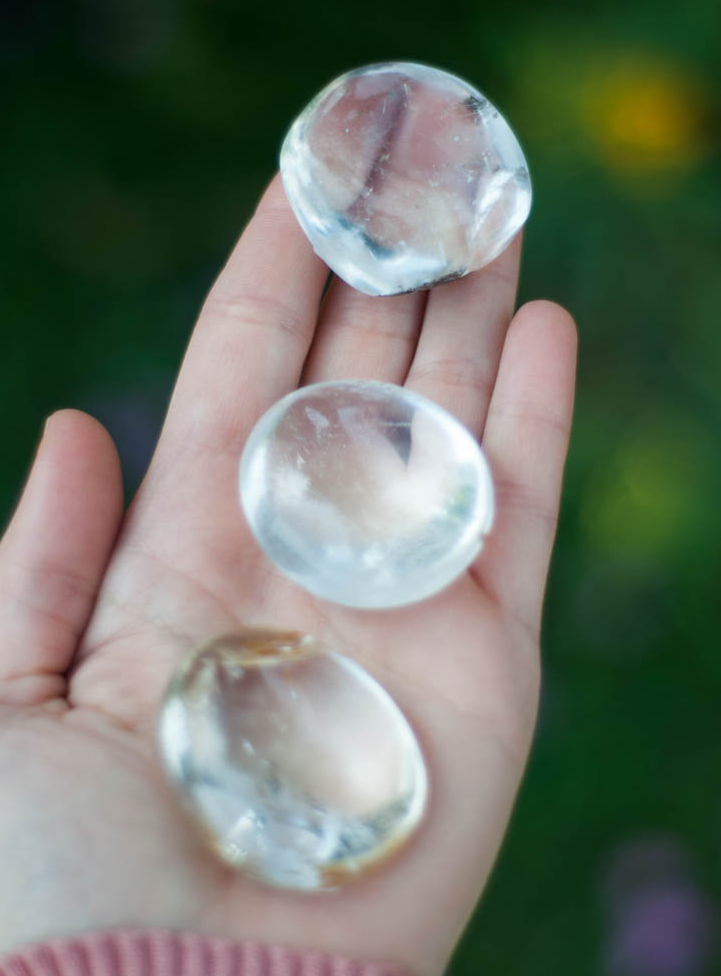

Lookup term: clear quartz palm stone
[280,61,531,296]
[239,380,494,609]
[158,630,428,891]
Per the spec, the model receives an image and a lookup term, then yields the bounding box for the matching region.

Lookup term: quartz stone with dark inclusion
[239,380,494,609]
[158,630,428,891]
[280,62,531,295]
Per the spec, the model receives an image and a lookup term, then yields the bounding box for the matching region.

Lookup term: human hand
[0,176,576,974]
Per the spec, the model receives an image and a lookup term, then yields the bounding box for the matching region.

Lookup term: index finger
[152,175,328,468]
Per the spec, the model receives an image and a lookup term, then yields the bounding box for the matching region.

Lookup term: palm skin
[0,177,576,976]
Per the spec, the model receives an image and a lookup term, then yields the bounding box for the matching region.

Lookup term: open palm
[0,177,576,975]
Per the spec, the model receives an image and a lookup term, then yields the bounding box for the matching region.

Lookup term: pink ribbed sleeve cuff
[0,931,413,976]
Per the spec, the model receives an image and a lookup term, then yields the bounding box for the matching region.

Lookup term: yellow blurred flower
[511,32,710,185]
[581,57,707,174]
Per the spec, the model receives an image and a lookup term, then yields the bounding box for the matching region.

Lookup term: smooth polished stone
[158,630,428,891]
[239,380,494,608]
[280,62,531,296]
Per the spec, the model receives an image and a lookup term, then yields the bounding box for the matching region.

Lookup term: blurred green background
[1,0,720,972]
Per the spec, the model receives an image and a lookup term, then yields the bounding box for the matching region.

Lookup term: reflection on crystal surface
[280,62,531,295]
[158,630,428,891]
[239,380,494,608]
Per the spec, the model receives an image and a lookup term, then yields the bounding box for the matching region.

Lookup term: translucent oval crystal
[280,61,531,296]
[158,630,428,890]
[239,380,494,608]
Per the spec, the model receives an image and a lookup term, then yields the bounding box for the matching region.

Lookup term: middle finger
[302,277,426,385]
[404,232,523,436]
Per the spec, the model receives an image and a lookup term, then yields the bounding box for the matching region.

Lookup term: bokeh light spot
[581,415,714,560]
[581,57,708,175]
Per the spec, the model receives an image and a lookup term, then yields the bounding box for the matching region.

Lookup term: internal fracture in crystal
[239,380,494,608]
[158,630,428,891]
[280,62,531,295]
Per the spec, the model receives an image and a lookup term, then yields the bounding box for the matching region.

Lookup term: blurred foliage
[1,0,720,972]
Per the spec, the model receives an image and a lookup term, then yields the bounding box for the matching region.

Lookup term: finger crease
[202,293,311,351]
[492,476,559,531]
[409,357,495,401]
[489,402,572,440]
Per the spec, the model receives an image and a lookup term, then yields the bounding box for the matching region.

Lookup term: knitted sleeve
[0,931,412,976]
